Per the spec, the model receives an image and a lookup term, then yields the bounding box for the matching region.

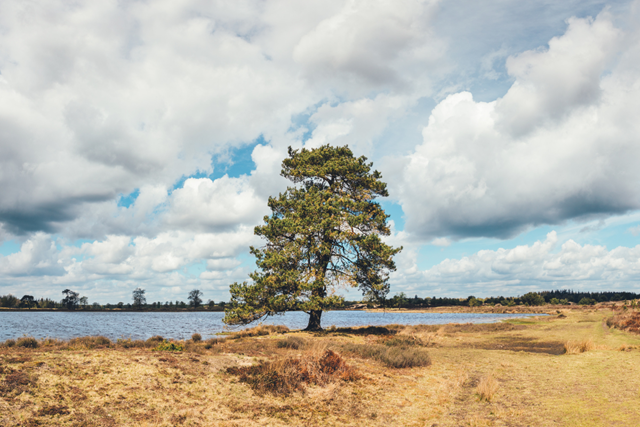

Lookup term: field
[1,309,640,426]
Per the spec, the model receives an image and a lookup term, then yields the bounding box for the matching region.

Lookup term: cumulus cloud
[392,231,640,296]
[393,12,640,240]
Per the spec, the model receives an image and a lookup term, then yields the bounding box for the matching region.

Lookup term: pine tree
[223,145,401,330]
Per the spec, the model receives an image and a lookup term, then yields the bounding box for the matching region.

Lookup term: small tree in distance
[132,288,146,309]
[223,145,401,331]
[188,289,203,308]
[62,289,79,310]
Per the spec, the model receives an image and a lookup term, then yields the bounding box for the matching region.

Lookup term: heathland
[1,306,640,426]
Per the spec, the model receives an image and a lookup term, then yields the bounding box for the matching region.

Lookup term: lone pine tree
[223,145,401,331]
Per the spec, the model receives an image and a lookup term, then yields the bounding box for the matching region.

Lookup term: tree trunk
[305,309,323,331]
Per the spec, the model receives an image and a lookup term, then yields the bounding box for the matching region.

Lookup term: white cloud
[393,12,640,240]
[393,231,640,296]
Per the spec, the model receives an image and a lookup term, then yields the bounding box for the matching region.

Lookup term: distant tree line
[0,288,225,311]
[2,288,639,311]
[351,289,640,309]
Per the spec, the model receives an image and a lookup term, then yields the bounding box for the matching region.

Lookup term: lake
[0,310,543,341]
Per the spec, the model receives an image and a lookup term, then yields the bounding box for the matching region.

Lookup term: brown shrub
[341,343,431,368]
[564,339,595,354]
[191,333,202,342]
[228,324,289,339]
[0,371,37,397]
[227,349,359,395]
[3,339,16,347]
[276,336,306,349]
[37,405,70,416]
[203,338,224,349]
[477,374,499,402]
[16,336,38,348]
[116,338,147,348]
[146,335,165,345]
[607,312,640,334]
[67,336,111,349]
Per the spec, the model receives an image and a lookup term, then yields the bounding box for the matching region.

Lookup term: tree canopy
[223,145,401,330]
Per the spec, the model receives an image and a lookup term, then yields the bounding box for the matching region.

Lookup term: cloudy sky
[2,0,640,304]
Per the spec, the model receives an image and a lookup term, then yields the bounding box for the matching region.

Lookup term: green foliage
[468,296,482,307]
[224,145,401,330]
[152,340,184,352]
[550,298,560,305]
[521,292,546,306]
[578,297,597,306]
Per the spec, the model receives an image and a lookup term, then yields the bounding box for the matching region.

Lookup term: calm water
[0,310,542,341]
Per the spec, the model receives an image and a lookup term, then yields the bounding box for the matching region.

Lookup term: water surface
[0,310,543,341]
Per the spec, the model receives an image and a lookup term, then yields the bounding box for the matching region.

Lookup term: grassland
[1,309,640,426]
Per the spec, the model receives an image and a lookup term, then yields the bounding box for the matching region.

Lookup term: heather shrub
[117,338,147,348]
[153,340,184,352]
[3,339,16,348]
[16,336,38,348]
[67,336,111,349]
[146,335,165,346]
[227,349,359,395]
[191,333,202,342]
[341,343,431,368]
[276,336,306,349]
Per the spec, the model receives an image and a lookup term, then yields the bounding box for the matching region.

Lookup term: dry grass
[1,309,640,425]
[564,338,596,354]
[476,373,499,402]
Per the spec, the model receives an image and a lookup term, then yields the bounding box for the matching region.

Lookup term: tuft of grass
[152,340,184,352]
[227,349,359,395]
[16,336,38,348]
[564,338,595,354]
[477,374,499,402]
[191,333,202,342]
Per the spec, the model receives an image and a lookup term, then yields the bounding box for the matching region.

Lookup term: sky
[2,0,640,304]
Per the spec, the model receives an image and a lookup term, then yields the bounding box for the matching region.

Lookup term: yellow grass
[1,309,640,425]
[476,373,498,402]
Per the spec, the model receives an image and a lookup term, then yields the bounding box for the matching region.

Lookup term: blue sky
[1,0,640,303]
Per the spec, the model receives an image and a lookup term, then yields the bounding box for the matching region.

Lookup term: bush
[3,339,16,348]
[146,335,165,346]
[579,298,597,306]
[229,324,290,339]
[153,340,184,352]
[276,336,306,349]
[116,338,147,348]
[203,338,224,349]
[341,343,431,368]
[191,333,202,342]
[16,336,38,348]
[67,336,111,349]
[227,349,359,395]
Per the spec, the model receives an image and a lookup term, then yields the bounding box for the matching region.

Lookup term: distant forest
[1,289,639,310]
